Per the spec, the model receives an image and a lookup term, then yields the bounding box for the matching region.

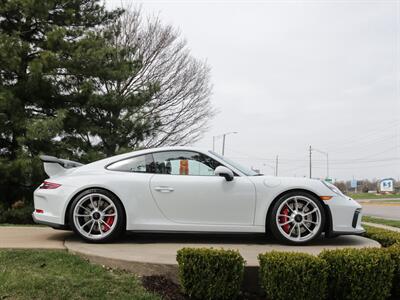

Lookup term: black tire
[269,191,325,245]
[69,188,125,243]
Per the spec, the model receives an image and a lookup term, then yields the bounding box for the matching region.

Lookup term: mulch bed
[142,275,186,300]
[141,275,265,300]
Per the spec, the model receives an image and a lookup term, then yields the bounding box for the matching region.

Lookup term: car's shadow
[108,232,365,247]
[56,228,368,247]
[123,232,274,245]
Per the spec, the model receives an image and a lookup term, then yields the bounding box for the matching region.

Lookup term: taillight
[39,181,61,189]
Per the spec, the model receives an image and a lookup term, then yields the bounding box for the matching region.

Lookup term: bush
[387,243,400,299]
[363,225,400,247]
[0,205,34,224]
[258,251,328,300]
[319,248,394,300]
[176,247,245,300]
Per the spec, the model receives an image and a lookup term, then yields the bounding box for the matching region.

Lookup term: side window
[152,151,222,176]
[107,154,155,173]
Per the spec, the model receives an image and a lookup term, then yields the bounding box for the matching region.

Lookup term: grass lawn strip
[362,216,400,229]
[0,249,159,300]
[349,193,400,200]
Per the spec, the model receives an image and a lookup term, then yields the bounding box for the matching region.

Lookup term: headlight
[321,181,344,196]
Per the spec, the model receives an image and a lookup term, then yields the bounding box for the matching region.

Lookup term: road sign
[351,179,357,189]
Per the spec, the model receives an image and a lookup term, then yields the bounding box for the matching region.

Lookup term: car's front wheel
[69,189,125,243]
[269,192,325,244]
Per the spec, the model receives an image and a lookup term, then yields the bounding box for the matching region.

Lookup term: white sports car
[33,147,364,244]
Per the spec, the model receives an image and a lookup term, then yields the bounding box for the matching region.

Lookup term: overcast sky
[107,0,400,181]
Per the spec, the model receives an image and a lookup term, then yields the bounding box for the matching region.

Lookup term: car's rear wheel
[69,189,125,243]
[269,192,325,244]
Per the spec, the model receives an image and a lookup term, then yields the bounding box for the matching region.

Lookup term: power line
[320,119,400,151]
[229,155,400,164]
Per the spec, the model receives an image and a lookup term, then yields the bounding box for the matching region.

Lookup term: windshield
[209,151,260,176]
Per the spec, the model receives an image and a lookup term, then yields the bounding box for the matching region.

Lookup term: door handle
[154,186,174,193]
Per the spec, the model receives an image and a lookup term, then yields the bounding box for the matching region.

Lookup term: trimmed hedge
[258,251,328,300]
[387,243,400,299]
[363,225,400,247]
[319,248,394,300]
[363,224,400,297]
[176,247,245,300]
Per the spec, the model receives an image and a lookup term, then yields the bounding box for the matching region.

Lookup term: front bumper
[325,195,365,236]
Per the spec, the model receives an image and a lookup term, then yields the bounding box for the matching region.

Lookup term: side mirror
[214,166,234,182]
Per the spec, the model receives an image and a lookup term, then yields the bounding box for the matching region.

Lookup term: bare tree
[108,7,214,148]
[334,181,348,194]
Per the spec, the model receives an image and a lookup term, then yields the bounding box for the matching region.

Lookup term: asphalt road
[361,204,400,220]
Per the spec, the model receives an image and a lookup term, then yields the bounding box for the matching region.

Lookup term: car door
[149,150,256,225]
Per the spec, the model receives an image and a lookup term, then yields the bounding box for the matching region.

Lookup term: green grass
[362,216,400,229]
[0,250,159,300]
[349,193,400,200]
[363,200,400,203]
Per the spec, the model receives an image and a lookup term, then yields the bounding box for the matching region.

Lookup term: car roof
[117,146,210,158]
[80,146,212,170]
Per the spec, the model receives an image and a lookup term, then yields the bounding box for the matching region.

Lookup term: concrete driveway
[0,226,379,265]
[0,226,381,292]
[0,226,71,249]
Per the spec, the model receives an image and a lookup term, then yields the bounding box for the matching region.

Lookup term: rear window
[106,154,155,173]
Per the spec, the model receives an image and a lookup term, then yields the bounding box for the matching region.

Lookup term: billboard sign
[380,178,394,193]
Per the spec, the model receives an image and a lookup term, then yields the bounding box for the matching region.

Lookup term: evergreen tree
[0,0,156,207]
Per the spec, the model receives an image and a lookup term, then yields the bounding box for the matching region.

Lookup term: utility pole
[275,155,279,176]
[326,152,329,179]
[309,146,312,178]
[222,134,226,155]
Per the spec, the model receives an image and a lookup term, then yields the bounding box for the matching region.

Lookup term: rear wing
[40,155,84,177]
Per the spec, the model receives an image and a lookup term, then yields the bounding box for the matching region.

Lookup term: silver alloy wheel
[275,195,322,242]
[73,193,118,240]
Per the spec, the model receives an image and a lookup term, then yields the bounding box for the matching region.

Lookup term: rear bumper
[33,184,77,226]
[32,213,69,230]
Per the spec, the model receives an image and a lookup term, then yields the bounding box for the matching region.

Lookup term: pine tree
[0,0,156,206]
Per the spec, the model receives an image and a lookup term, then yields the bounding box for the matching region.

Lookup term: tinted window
[153,151,221,176]
[107,154,155,173]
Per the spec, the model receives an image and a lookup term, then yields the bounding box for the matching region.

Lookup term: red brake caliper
[279,206,290,233]
[103,216,114,232]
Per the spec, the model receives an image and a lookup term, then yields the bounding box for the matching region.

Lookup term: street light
[310,146,329,179]
[222,131,237,155]
[213,132,238,155]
